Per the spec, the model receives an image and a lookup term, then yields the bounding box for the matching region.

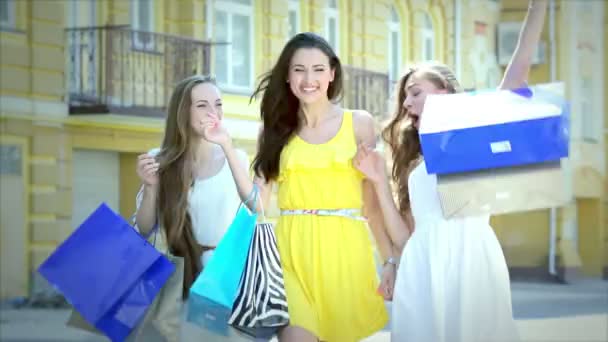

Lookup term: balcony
[66,25,225,117]
[342,66,390,119]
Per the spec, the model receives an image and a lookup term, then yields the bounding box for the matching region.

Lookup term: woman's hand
[378,262,396,301]
[353,144,387,186]
[201,112,231,148]
[136,153,159,186]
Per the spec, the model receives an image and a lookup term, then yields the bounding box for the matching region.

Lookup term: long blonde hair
[382,62,462,217]
[156,75,215,298]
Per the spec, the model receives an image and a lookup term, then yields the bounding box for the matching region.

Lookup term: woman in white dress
[134,75,251,341]
[353,1,548,341]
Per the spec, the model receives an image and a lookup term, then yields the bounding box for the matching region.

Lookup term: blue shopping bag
[419,82,570,175]
[187,187,259,336]
[38,203,175,342]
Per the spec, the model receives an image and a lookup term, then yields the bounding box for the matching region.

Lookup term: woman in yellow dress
[200,32,393,341]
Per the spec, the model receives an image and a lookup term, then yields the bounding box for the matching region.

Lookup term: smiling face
[189,82,223,137]
[287,47,336,104]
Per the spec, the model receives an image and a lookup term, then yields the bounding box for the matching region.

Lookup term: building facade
[0,0,605,298]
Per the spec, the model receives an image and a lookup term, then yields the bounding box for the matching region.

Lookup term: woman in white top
[353,1,548,341]
[134,75,250,341]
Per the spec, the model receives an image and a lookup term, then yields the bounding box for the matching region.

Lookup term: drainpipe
[548,0,558,277]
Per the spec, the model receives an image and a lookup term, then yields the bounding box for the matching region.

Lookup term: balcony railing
[342,66,390,119]
[66,25,225,117]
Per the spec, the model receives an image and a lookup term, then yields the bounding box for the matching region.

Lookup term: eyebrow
[195,99,222,104]
[292,64,327,68]
[406,82,419,90]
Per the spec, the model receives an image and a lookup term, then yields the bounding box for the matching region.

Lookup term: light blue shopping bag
[187,186,259,336]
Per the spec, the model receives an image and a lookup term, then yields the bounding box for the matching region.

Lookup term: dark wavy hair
[250,32,343,181]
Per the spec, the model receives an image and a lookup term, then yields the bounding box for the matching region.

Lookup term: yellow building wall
[0,135,29,298]
[120,153,143,222]
[578,199,604,276]
[495,0,606,277]
[492,0,605,277]
[257,0,289,75]
[491,0,553,272]
[1,1,65,104]
[601,0,608,279]
[0,113,165,298]
[0,1,70,295]
[2,0,605,297]
[165,0,207,38]
[491,210,550,268]
[566,0,605,277]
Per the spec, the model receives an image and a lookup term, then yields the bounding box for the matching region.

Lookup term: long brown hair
[251,32,343,181]
[156,75,215,298]
[382,62,462,217]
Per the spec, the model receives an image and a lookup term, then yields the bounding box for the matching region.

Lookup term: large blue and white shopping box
[418,83,571,218]
[419,83,569,175]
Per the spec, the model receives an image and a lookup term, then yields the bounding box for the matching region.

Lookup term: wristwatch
[383,256,397,267]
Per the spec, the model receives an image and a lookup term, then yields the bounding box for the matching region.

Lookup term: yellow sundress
[275,111,388,341]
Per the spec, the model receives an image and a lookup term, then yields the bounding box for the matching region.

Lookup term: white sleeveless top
[135,147,249,266]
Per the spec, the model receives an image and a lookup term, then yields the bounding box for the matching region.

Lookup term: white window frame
[208,0,255,93]
[288,0,301,40]
[0,0,16,30]
[388,6,401,82]
[422,13,434,61]
[324,0,339,53]
[131,0,155,51]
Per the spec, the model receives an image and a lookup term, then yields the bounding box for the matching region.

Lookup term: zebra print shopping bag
[228,220,289,339]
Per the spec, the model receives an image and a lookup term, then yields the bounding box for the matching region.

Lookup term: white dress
[135,147,252,342]
[136,147,249,266]
[391,161,520,342]
[187,150,249,266]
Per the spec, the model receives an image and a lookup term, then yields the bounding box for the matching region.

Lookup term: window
[288,0,300,39]
[212,0,254,91]
[388,6,401,82]
[324,0,339,53]
[0,0,16,30]
[422,13,434,60]
[0,145,21,176]
[131,0,154,50]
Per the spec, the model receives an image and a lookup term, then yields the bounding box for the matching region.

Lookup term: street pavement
[2,279,607,342]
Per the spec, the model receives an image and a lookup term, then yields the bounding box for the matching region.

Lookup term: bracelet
[383,256,397,267]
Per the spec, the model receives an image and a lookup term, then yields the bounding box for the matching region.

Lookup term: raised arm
[202,112,271,213]
[499,0,548,90]
[222,142,273,214]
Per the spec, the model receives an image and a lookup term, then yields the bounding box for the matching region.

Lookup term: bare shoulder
[352,109,375,126]
[351,109,376,146]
